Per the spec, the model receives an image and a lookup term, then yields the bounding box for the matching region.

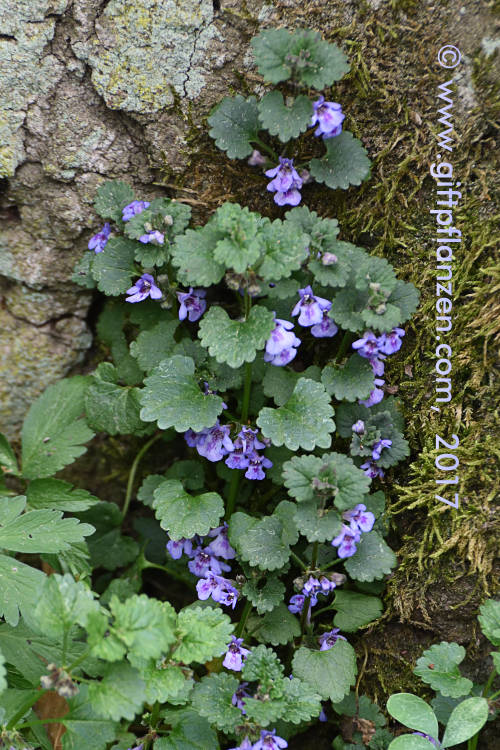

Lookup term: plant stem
[241,362,253,424]
[482,667,497,696]
[141,560,196,589]
[335,332,354,363]
[289,551,308,571]
[225,470,241,521]
[235,600,253,639]
[6,690,47,730]
[122,433,162,521]
[65,647,91,673]
[488,687,500,700]
[252,136,279,162]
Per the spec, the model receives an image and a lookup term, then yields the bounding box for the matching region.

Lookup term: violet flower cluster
[352,420,393,479]
[311,96,345,139]
[88,222,111,253]
[185,424,273,481]
[288,574,338,615]
[331,503,375,558]
[122,200,150,221]
[352,327,405,407]
[265,157,303,207]
[230,730,287,750]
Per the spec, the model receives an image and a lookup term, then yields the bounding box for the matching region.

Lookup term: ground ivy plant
[208,28,371,206]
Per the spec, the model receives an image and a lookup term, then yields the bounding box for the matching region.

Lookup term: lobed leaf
[309,131,371,190]
[94,180,135,222]
[413,642,473,698]
[198,306,275,369]
[258,91,313,142]
[92,237,138,296]
[153,479,224,540]
[292,639,357,702]
[191,672,241,732]
[344,531,397,582]
[208,95,260,159]
[333,590,383,632]
[173,606,233,664]
[88,662,146,721]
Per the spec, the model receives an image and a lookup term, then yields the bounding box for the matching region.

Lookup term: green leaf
[173,606,233,663]
[88,528,139,571]
[124,198,191,266]
[251,28,295,83]
[242,573,285,614]
[478,599,500,645]
[322,356,375,402]
[257,378,335,451]
[388,737,438,750]
[0,433,18,476]
[61,685,117,750]
[281,677,322,723]
[386,693,439,738]
[72,252,97,289]
[257,218,309,281]
[309,132,371,190]
[21,376,94,479]
[354,255,398,295]
[141,664,193,705]
[413,642,473,698]
[253,602,300,646]
[94,180,134,222]
[155,709,219,750]
[344,531,397,582]
[92,237,138,296]
[263,365,322,407]
[258,91,313,142]
[140,356,224,431]
[208,95,260,159]
[153,480,224,540]
[198,306,274,369]
[34,573,99,640]
[165,461,205,491]
[96,303,144,386]
[387,280,420,324]
[441,697,489,747]
[85,364,151,436]
[212,203,264,273]
[88,662,146,721]
[0,555,45,627]
[333,591,383,632]
[229,512,291,571]
[293,500,342,543]
[0,497,94,553]
[137,474,166,508]
[130,320,179,374]
[171,224,226,287]
[329,287,369,332]
[242,644,284,693]
[283,452,370,509]
[431,694,462,726]
[26,479,98,511]
[191,672,241,732]
[292,639,357,702]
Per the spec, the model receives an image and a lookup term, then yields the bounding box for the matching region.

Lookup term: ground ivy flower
[264,317,301,367]
[248,149,266,166]
[88,222,111,253]
[253,729,288,749]
[207,523,236,560]
[232,682,250,713]
[139,229,164,244]
[319,628,347,651]
[378,327,405,355]
[265,157,303,206]
[311,311,338,338]
[196,573,239,608]
[311,96,345,138]
[195,422,234,462]
[223,636,251,671]
[245,451,273,481]
[372,438,392,460]
[342,504,375,533]
[188,547,231,577]
[352,419,365,434]
[122,200,150,221]
[292,286,331,327]
[177,287,207,322]
[359,378,385,407]
[360,460,385,479]
[229,738,253,750]
[288,594,307,614]
[166,537,194,560]
[331,523,361,558]
[125,273,162,303]
[352,330,380,359]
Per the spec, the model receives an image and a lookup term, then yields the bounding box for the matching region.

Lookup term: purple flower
[223,636,251,671]
[125,273,162,303]
[288,594,306,614]
[139,229,164,244]
[88,223,111,253]
[352,331,381,359]
[188,547,230,577]
[302,575,336,598]
[122,200,150,221]
[232,682,250,713]
[370,357,386,377]
[319,707,328,722]
[311,96,345,138]
[360,460,385,479]
[265,157,303,207]
[225,441,251,470]
[352,420,365,434]
[319,628,347,651]
[343,503,375,533]
[195,422,234,462]
[331,524,361,558]
[311,311,338,338]
[413,733,440,748]
[292,286,331,327]
[228,738,253,750]
[238,427,267,453]
[166,537,193,560]
[196,573,239,608]
[359,378,385,407]
[378,327,405,355]
[177,287,207,322]
[253,729,288,750]
[264,318,301,366]
[371,438,392,461]
[244,451,273,481]
[207,523,236,560]
[248,150,266,166]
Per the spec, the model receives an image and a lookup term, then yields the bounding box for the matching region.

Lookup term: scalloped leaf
[253,603,301,646]
[256,218,310,282]
[293,500,342,543]
[171,223,226,287]
[85,363,151,436]
[242,573,286,614]
[208,95,260,159]
[413,642,473,698]
[329,287,368,332]
[292,639,356,702]
[212,203,264,273]
[198,306,275,368]
[173,606,233,664]
[478,599,500,646]
[140,355,224,431]
[152,479,224,541]
[333,590,383,632]
[283,451,370,509]
[191,672,241,733]
[229,512,291,572]
[91,237,138,296]
[258,91,313,142]
[257,378,335,451]
[308,241,360,289]
[88,662,146,721]
[263,365,321,407]
[321,355,375,402]
[129,319,179,374]
[309,131,371,190]
[94,180,135,222]
[344,531,397,581]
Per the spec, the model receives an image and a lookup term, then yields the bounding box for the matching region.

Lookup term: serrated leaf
[26,479,98,511]
[88,662,146,721]
[155,709,219,750]
[242,573,285,614]
[92,237,138,296]
[173,606,233,663]
[283,451,370,509]
[0,497,94,553]
[386,693,438,739]
[293,500,342,543]
[0,433,18,476]
[251,28,295,83]
[242,645,284,692]
[256,218,309,281]
[94,180,135,222]
[191,672,241,732]
[208,95,260,158]
[333,591,383,632]
[441,697,488,747]
[199,306,274,368]
[257,378,335,451]
[322,356,375,402]
[85,364,150,436]
[262,365,321,407]
[478,599,500,645]
[258,91,313,142]
[329,287,369,332]
[140,356,224,431]
[171,224,226,287]
[309,130,371,190]
[344,531,397,581]
[0,555,45,627]
[129,320,179,373]
[21,377,94,480]
[229,512,291,572]
[141,664,193,705]
[153,480,223,540]
[253,602,300,646]
[413,642,473,698]
[34,573,99,640]
[292,639,357,702]
[212,203,264,273]
[61,685,117,750]
[282,677,322,723]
